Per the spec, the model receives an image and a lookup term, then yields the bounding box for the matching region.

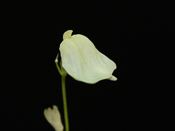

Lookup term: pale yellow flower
[44,105,63,131]
[59,30,117,84]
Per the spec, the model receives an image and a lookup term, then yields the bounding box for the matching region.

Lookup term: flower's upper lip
[63,30,73,40]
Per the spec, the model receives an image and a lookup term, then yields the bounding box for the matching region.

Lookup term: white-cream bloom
[59,30,117,84]
[44,105,63,131]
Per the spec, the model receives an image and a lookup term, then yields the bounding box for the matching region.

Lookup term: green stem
[56,60,69,131]
[55,62,62,75]
[61,74,69,131]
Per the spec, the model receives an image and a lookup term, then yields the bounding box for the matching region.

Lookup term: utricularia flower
[59,30,117,84]
[44,105,63,131]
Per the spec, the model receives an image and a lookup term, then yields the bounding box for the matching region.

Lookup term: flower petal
[60,30,117,84]
[44,105,64,131]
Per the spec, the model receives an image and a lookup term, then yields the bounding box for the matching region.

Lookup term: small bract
[59,30,117,84]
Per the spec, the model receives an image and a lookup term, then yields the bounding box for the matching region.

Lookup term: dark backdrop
[1,0,173,131]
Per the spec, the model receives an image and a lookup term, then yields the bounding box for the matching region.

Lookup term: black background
[1,0,174,131]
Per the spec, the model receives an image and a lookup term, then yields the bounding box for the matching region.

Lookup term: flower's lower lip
[60,30,117,84]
